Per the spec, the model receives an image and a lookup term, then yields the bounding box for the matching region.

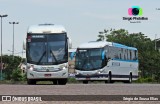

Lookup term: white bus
[75,41,138,84]
[23,24,71,85]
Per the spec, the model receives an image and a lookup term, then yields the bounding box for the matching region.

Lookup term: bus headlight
[28,65,34,71]
[29,67,33,71]
[97,69,104,74]
[59,64,67,70]
[28,65,38,71]
[75,71,79,75]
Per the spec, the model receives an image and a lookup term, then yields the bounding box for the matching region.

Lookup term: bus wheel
[53,80,58,85]
[83,80,88,84]
[27,79,36,85]
[58,79,67,85]
[108,73,112,83]
[129,74,132,83]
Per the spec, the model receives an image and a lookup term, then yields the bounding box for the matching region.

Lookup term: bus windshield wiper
[37,51,46,65]
[50,50,59,64]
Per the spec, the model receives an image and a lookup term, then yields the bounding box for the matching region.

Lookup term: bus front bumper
[27,70,68,79]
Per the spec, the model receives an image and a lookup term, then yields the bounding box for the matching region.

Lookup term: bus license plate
[44,74,51,77]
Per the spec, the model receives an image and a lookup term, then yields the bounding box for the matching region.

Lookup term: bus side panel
[105,60,138,81]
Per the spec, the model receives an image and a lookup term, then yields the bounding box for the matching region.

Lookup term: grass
[0,80,27,84]
[0,78,79,85]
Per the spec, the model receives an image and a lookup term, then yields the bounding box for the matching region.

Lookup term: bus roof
[77,41,112,48]
[69,48,77,52]
[27,24,66,34]
[77,41,137,50]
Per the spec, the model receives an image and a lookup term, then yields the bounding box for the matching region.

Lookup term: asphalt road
[0,83,160,104]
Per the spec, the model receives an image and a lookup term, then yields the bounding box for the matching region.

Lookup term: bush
[11,68,23,81]
[134,77,156,83]
[22,73,27,81]
[68,77,79,83]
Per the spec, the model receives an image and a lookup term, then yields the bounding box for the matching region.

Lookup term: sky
[0,0,160,57]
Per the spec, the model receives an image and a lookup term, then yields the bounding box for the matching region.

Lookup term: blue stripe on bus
[112,43,137,50]
[102,51,105,60]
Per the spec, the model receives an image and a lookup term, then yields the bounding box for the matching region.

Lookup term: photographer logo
[128,6,143,16]
[123,6,148,23]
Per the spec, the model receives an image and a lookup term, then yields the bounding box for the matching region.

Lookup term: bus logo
[46,69,49,72]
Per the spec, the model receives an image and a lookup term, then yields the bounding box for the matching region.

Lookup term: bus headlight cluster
[28,65,38,71]
[59,64,67,70]
[28,65,34,71]
[75,71,79,75]
[97,69,104,74]
[29,67,33,71]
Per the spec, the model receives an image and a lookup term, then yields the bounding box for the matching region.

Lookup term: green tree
[11,68,22,81]
[2,55,22,80]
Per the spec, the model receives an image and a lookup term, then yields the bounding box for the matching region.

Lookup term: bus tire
[27,79,36,85]
[129,74,132,83]
[83,80,88,84]
[53,80,58,85]
[58,79,67,85]
[108,72,113,83]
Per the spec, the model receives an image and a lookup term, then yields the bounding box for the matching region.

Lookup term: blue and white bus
[23,24,71,85]
[75,41,138,84]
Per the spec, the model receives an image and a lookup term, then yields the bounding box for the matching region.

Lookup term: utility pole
[0,14,8,80]
[9,22,19,60]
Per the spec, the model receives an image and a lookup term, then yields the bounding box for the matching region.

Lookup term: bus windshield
[27,33,68,65]
[75,48,103,71]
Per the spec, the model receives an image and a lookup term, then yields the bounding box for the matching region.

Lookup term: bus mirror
[101,50,105,60]
[68,37,72,49]
[70,52,75,60]
[23,39,26,50]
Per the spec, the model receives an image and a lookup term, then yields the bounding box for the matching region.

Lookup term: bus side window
[126,49,128,60]
[114,47,119,59]
[118,48,120,59]
[121,48,124,60]
[136,50,138,60]
[104,46,110,59]
[133,50,138,60]
[127,49,130,60]
[130,50,132,60]
[131,50,135,60]
[109,46,113,59]
[124,49,127,60]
